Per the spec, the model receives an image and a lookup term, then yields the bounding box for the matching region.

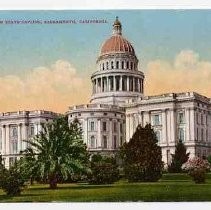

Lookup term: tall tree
[19,116,90,189]
[120,124,163,182]
[168,140,190,173]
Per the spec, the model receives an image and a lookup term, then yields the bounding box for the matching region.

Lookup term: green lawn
[1,173,211,202]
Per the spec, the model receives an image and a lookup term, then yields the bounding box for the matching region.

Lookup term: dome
[100,17,135,56]
[100,35,135,55]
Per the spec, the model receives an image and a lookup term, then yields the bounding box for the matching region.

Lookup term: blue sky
[1,10,211,112]
[0,10,211,76]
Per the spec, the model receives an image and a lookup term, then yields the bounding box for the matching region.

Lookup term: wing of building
[1,17,211,168]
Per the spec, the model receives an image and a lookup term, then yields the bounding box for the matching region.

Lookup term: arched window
[102,63,105,70]
[106,62,109,69]
[121,61,124,69]
[126,61,129,69]
[111,61,114,69]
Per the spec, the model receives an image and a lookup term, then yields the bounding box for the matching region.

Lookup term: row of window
[89,121,123,133]
[100,60,137,71]
[196,127,209,141]
[89,135,124,149]
[196,113,208,125]
[151,112,185,126]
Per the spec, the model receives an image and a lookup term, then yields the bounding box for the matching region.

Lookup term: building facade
[1,17,211,167]
[67,17,211,165]
[0,110,57,168]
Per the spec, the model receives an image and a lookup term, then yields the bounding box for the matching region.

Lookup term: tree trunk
[49,174,58,189]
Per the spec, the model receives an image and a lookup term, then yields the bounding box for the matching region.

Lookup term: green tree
[20,116,90,189]
[87,153,120,184]
[168,140,190,173]
[120,124,163,182]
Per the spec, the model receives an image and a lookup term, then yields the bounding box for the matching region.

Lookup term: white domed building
[67,17,211,165]
[67,17,144,154]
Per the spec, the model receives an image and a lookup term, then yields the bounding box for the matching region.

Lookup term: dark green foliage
[87,153,120,184]
[0,163,25,196]
[19,116,90,189]
[120,124,163,182]
[168,141,190,173]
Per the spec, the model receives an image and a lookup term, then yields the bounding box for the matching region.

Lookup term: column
[120,76,122,91]
[1,125,6,155]
[137,79,140,92]
[141,79,144,93]
[126,114,130,142]
[114,76,116,91]
[84,119,88,145]
[97,119,101,148]
[5,125,10,155]
[22,123,28,150]
[133,77,135,92]
[189,108,195,141]
[18,123,22,152]
[186,108,190,142]
[109,120,113,149]
[107,77,109,92]
[170,109,176,143]
[143,111,150,126]
[162,110,167,144]
[127,76,130,91]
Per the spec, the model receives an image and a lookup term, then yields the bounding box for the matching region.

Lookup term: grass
[1,173,211,202]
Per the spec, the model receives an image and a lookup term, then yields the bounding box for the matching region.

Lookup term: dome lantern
[112,16,122,35]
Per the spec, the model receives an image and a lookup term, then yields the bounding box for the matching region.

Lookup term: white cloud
[145,50,211,98]
[0,60,91,113]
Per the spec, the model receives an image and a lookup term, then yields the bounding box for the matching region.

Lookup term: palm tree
[20,116,90,189]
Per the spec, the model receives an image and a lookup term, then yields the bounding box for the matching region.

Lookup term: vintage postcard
[0,5,211,207]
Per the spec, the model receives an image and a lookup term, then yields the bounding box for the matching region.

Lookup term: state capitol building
[1,17,211,168]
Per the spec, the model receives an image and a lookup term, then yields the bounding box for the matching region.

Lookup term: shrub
[0,164,26,196]
[168,141,189,173]
[120,124,163,182]
[182,156,210,184]
[87,154,120,184]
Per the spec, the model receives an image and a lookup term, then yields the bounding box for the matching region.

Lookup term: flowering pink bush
[182,157,210,183]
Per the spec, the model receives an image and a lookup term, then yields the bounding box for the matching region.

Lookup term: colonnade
[92,75,144,94]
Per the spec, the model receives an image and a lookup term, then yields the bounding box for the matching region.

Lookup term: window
[121,61,124,69]
[116,61,119,69]
[197,127,199,141]
[120,123,123,134]
[201,128,204,141]
[113,136,117,149]
[155,130,161,142]
[10,127,18,137]
[113,122,117,132]
[103,122,107,132]
[106,62,109,69]
[9,157,17,167]
[103,136,107,148]
[90,136,95,148]
[196,113,199,124]
[201,114,204,125]
[178,128,185,142]
[178,112,185,124]
[102,63,105,70]
[126,61,129,69]
[29,125,35,136]
[111,61,114,69]
[90,121,95,131]
[152,115,160,126]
